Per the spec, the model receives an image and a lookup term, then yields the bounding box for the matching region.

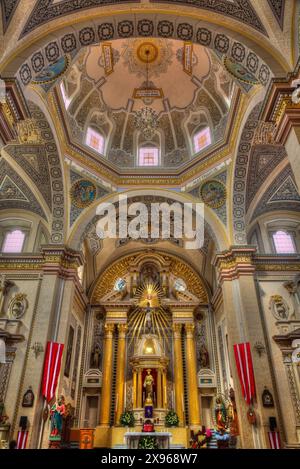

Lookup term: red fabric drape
[41,341,64,403]
[233,342,256,405]
[17,430,28,449]
[268,432,281,449]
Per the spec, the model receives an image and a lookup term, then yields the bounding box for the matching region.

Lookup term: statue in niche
[140,264,159,285]
[143,369,154,400]
[270,295,289,320]
[199,344,209,368]
[91,344,101,369]
[144,302,154,335]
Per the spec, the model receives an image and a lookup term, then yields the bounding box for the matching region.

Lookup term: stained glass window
[272,230,296,254]
[194,127,211,153]
[138,147,159,166]
[86,127,105,154]
[2,230,25,253]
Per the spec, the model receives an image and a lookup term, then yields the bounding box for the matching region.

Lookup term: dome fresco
[59,38,235,170]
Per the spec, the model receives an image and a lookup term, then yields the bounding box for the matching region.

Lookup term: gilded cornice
[214,249,300,280]
[0,245,84,274]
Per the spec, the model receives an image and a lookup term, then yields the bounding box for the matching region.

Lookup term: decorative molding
[150,0,267,35]
[246,144,286,210]
[251,165,300,220]
[267,0,285,29]
[1,0,20,32]
[0,159,47,219]
[232,102,261,244]
[19,17,271,91]
[21,0,140,37]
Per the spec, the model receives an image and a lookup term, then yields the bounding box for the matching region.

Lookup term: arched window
[193,127,211,153]
[2,229,25,253]
[272,230,296,254]
[138,147,159,166]
[86,127,105,154]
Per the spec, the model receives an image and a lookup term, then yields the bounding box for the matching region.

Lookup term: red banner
[17,430,28,449]
[41,341,64,403]
[268,431,281,449]
[233,342,256,405]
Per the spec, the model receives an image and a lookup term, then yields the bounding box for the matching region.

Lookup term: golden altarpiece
[79,251,218,447]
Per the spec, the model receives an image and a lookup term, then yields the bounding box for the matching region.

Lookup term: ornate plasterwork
[150,0,266,34]
[0,159,46,219]
[246,144,286,210]
[91,250,208,303]
[5,144,52,210]
[1,0,20,32]
[19,17,271,89]
[267,0,286,29]
[28,102,65,244]
[251,166,300,221]
[21,0,140,37]
[232,102,261,244]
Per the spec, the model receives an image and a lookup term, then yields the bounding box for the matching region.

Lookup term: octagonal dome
[58,38,235,170]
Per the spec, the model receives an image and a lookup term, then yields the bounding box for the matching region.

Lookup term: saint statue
[144,302,154,334]
[215,397,227,431]
[49,395,66,442]
[143,369,154,399]
[199,344,209,368]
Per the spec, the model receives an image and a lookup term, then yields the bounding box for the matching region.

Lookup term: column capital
[185,323,195,338]
[213,246,256,282]
[104,323,115,337]
[172,323,182,338]
[117,323,128,338]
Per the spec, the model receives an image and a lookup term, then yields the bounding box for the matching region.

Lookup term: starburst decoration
[128,282,171,345]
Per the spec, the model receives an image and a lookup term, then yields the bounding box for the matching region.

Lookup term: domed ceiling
[58,38,236,170]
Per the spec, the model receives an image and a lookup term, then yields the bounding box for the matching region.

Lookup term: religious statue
[199,344,209,368]
[144,302,154,334]
[91,344,101,369]
[49,395,66,443]
[215,397,227,431]
[143,369,154,400]
[228,388,239,436]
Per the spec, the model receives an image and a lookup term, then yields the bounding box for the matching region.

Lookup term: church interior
[1,0,300,450]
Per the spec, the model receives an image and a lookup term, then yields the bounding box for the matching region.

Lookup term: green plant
[120,410,135,427]
[138,436,159,449]
[165,410,179,427]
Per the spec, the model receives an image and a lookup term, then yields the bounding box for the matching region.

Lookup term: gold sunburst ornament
[128,282,170,345]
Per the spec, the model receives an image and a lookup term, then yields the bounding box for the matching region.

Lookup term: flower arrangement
[190,427,212,449]
[165,410,179,427]
[120,410,135,427]
[138,436,159,449]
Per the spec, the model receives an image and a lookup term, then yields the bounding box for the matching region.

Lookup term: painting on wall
[200,180,227,209]
[70,179,97,209]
